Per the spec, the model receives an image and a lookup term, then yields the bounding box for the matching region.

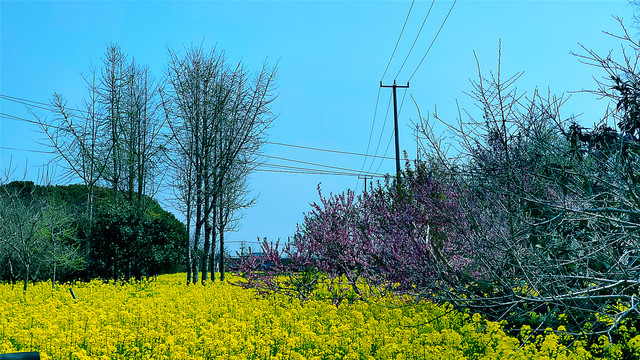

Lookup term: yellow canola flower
[0,273,617,359]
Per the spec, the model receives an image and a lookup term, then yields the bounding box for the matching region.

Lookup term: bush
[89,200,186,280]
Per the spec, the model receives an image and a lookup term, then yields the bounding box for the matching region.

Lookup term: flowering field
[0,273,630,359]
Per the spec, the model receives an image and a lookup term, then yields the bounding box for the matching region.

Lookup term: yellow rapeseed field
[0,273,633,359]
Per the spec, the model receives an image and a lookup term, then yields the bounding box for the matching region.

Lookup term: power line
[256,167,372,177]
[0,94,54,112]
[260,162,358,176]
[359,0,415,192]
[366,91,394,174]
[0,146,55,154]
[358,1,421,191]
[367,1,457,176]
[1,96,399,179]
[394,0,437,80]
[375,130,396,174]
[2,109,396,168]
[362,88,383,165]
[0,143,385,178]
[361,0,417,191]
[259,162,356,175]
[398,86,409,117]
[0,94,53,108]
[2,93,401,163]
[356,88,382,193]
[381,0,416,81]
[266,139,395,161]
[2,109,397,163]
[262,154,384,177]
[0,112,66,131]
[0,93,90,115]
[0,110,396,174]
[256,168,342,176]
[408,0,458,82]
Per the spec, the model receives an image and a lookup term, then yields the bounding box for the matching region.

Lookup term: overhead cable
[1,144,385,178]
[266,139,394,161]
[0,112,66,131]
[394,0,437,80]
[357,87,383,193]
[262,154,383,177]
[366,92,394,174]
[2,94,399,163]
[0,93,90,114]
[380,0,416,81]
[0,146,55,154]
[408,0,458,82]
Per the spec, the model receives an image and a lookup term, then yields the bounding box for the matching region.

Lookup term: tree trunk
[202,213,211,284]
[23,263,29,292]
[185,202,192,285]
[219,206,225,282]
[201,161,210,284]
[8,258,16,285]
[52,264,57,290]
[86,187,94,261]
[192,207,201,285]
[210,194,217,282]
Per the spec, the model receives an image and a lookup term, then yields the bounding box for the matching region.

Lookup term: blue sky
[0,0,633,251]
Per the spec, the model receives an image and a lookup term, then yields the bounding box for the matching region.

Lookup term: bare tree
[212,61,276,282]
[99,43,127,202]
[98,44,166,206]
[0,180,45,291]
[164,46,276,284]
[210,158,255,281]
[34,44,165,263]
[40,197,83,289]
[167,140,197,284]
[121,58,166,208]
[34,70,108,259]
[414,32,640,340]
[164,47,220,284]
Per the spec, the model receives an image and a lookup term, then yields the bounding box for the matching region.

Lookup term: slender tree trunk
[137,113,145,208]
[23,263,29,292]
[210,192,217,282]
[202,209,211,283]
[193,188,202,284]
[210,229,216,282]
[185,202,192,285]
[201,153,210,284]
[192,86,204,284]
[52,265,57,290]
[193,186,202,284]
[86,188,94,260]
[219,205,225,282]
[8,258,16,285]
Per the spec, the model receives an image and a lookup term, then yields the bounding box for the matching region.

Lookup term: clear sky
[0,0,633,252]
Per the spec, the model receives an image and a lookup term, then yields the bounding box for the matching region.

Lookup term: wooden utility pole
[358,175,373,192]
[380,80,409,177]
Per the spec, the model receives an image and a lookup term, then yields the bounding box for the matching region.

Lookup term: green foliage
[88,199,187,280]
[0,181,187,283]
